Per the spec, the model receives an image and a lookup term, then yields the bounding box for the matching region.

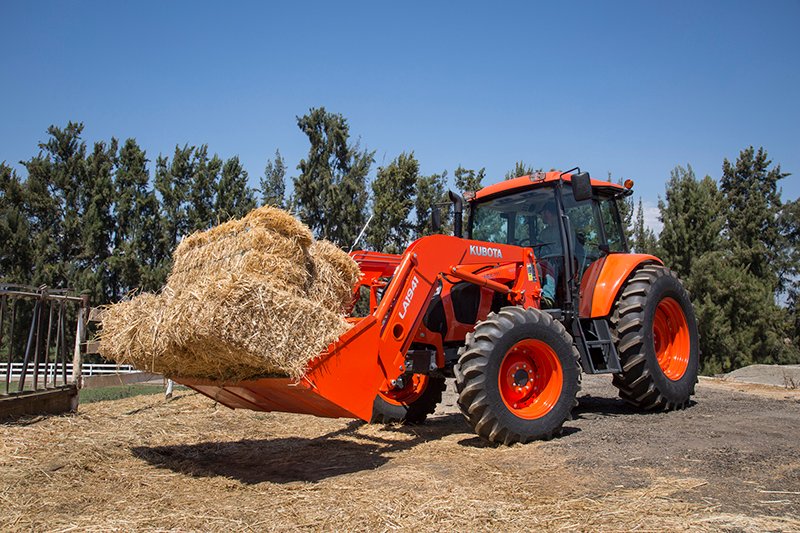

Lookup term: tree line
[1,108,797,372]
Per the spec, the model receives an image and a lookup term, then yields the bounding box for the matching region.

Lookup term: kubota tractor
[176,170,699,445]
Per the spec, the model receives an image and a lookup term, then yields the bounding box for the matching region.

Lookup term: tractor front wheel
[455,306,581,445]
[611,265,699,410]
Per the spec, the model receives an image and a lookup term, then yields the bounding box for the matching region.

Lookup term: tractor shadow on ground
[574,394,641,418]
[132,416,466,485]
[573,393,697,419]
[131,396,686,483]
[454,424,582,449]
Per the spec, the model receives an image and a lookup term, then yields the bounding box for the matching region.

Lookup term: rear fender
[579,254,663,318]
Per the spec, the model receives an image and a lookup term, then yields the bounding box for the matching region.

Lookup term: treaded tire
[454,306,581,445]
[370,377,446,424]
[611,264,699,410]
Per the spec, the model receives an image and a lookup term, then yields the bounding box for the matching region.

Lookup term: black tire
[611,264,699,410]
[454,306,581,445]
[370,376,446,424]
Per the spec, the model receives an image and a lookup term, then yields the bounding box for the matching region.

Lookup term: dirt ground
[1,375,799,532]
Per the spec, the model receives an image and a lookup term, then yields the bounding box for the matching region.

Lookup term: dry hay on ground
[99,206,361,381]
[2,391,797,532]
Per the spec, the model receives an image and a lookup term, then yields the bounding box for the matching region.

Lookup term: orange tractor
[177,170,699,445]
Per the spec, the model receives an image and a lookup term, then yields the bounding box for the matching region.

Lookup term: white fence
[1,362,137,378]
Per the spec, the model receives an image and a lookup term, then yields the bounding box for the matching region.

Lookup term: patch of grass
[3,380,64,394]
[79,384,177,404]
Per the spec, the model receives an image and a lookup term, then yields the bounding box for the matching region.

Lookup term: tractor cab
[467,170,630,311]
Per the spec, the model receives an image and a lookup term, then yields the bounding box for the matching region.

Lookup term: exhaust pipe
[448,190,464,238]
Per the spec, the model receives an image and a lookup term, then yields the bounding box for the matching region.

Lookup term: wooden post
[72,311,84,387]
[70,293,89,411]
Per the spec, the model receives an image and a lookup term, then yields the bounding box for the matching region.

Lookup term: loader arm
[179,235,541,422]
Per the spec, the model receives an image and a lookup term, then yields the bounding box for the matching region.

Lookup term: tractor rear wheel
[455,306,581,445]
[371,374,446,424]
[611,264,699,410]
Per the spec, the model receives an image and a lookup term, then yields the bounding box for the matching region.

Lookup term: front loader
[176,170,699,445]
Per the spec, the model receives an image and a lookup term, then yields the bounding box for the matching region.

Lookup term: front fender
[579,254,663,318]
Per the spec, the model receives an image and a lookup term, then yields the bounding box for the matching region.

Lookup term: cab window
[470,188,556,246]
[598,196,626,252]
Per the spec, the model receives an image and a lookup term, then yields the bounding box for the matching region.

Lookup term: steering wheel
[528,240,556,251]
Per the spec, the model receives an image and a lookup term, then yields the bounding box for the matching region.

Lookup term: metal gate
[0,284,89,418]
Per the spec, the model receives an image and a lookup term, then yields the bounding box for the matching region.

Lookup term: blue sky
[1,1,798,231]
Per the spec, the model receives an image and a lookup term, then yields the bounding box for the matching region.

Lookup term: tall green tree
[78,138,118,300]
[110,139,163,297]
[714,147,797,369]
[780,199,800,342]
[454,165,485,193]
[216,156,256,220]
[0,163,32,283]
[366,152,419,253]
[155,145,194,256]
[720,146,787,286]
[22,122,87,288]
[187,145,222,231]
[260,149,286,207]
[631,198,658,255]
[294,107,374,247]
[689,249,796,373]
[657,165,724,280]
[331,141,372,247]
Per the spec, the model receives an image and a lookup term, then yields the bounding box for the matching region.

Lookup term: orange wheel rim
[653,297,690,380]
[498,339,563,419]
[379,374,428,406]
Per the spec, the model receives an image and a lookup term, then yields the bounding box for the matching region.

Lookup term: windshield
[470,188,557,246]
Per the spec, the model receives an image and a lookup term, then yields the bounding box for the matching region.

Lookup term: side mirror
[431,205,441,232]
[572,172,592,202]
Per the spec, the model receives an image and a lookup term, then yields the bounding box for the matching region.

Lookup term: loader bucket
[175,315,388,421]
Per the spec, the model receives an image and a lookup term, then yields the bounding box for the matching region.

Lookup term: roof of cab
[473,171,624,201]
